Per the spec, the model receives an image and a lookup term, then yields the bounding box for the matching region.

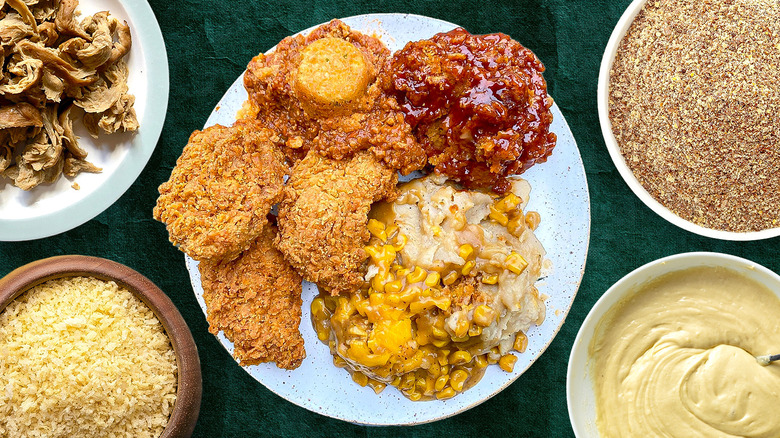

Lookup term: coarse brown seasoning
[608,0,780,232]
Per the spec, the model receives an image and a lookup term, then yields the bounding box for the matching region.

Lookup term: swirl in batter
[591,266,780,437]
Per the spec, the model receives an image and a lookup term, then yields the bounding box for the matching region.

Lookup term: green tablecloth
[2,0,778,436]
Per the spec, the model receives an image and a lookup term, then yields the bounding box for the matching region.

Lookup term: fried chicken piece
[199,221,305,369]
[153,119,287,262]
[242,19,426,174]
[277,150,397,295]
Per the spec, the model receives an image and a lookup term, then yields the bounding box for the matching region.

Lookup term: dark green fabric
[2,0,778,436]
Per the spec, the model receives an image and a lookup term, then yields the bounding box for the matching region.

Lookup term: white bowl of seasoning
[598,0,780,241]
[567,252,780,437]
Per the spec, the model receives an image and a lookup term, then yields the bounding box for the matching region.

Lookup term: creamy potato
[371,174,547,354]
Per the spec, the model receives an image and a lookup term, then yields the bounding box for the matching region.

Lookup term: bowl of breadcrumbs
[0,255,201,438]
[599,0,780,241]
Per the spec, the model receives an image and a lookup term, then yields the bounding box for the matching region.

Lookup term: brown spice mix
[609,0,780,232]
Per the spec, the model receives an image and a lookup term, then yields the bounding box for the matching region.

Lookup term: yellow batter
[590,266,780,437]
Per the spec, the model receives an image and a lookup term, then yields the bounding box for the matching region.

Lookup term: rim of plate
[566,251,780,437]
[0,0,169,241]
[194,13,590,425]
[597,0,780,241]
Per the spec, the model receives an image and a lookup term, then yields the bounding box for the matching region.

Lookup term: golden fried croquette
[295,37,373,108]
[153,119,287,262]
[199,220,305,369]
[242,19,426,174]
[276,150,397,295]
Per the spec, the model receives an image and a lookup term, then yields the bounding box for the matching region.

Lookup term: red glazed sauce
[384,28,556,192]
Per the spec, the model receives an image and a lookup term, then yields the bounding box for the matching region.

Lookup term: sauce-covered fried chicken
[276,150,398,295]
[199,221,305,369]
[242,19,425,175]
[154,119,287,262]
[383,28,557,192]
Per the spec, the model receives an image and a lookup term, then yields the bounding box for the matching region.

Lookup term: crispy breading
[243,19,426,174]
[153,119,287,262]
[276,150,397,295]
[199,221,305,369]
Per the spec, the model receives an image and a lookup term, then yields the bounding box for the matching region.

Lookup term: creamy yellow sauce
[591,266,780,438]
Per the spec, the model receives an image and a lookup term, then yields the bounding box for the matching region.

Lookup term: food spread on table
[154,18,557,401]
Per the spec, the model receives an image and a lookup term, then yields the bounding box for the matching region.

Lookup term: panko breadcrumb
[154,119,288,262]
[0,276,177,438]
[199,220,305,369]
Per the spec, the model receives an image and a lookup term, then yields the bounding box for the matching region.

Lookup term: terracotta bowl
[0,255,201,438]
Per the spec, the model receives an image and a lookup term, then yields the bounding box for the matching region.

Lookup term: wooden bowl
[0,255,201,438]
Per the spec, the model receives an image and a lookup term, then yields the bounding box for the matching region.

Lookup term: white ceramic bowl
[567,252,780,437]
[597,0,780,241]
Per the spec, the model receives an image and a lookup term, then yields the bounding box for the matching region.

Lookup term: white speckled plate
[187,13,590,425]
[0,0,168,241]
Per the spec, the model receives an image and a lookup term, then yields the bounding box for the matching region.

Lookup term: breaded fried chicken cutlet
[199,220,305,369]
[276,150,397,295]
[242,19,426,174]
[153,119,287,262]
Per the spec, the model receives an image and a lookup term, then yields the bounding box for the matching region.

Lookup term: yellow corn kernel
[385,279,403,294]
[352,372,369,387]
[431,326,449,340]
[443,271,459,286]
[473,305,497,327]
[458,244,474,260]
[424,272,441,287]
[385,293,402,306]
[432,339,450,348]
[438,351,451,366]
[368,380,386,394]
[409,300,435,314]
[333,355,348,368]
[364,245,382,260]
[507,217,524,237]
[450,369,469,392]
[369,292,385,307]
[367,218,387,241]
[481,274,499,285]
[371,271,389,293]
[514,331,528,353]
[391,376,402,387]
[449,350,472,365]
[401,373,415,390]
[474,354,488,368]
[525,211,541,230]
[431,225,442,236]
[433,297,451,311]
[311,297,327,317]
[462,260,476,276]
[395,267,410,278]
[434,375,450,392]
[496,193,521,212]
[454,318,470,338]
[347,325,367,337]
[429,361,442,377]
[415,377,427,392]
[385,224,399,239]
[436,387,456,400]
[406,266,427,284]
[499,354,518,372]
[489,205,509,226]
[317,329,329,341]
[392,233,408,251]
[468,325,482,337]
[408,391,423,401]
[505,252,528,275]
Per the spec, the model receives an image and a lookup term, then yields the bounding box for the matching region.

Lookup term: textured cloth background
[2,0,778,436]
